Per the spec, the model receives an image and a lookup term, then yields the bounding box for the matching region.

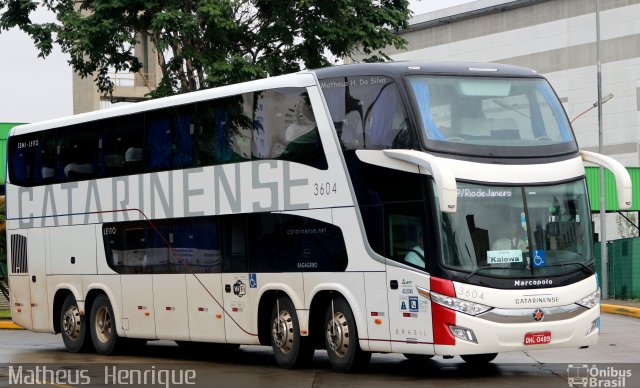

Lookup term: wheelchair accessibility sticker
[532,249,546,268]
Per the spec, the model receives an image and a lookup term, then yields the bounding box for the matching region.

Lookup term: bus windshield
[438,180,593,278]
[406,76,577,157]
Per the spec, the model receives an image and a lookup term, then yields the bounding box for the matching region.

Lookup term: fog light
[449,325,477,343]
[586,318,599,335]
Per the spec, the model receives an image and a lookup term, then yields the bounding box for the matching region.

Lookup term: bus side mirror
[383,149,458,213]
[580,150,632,210]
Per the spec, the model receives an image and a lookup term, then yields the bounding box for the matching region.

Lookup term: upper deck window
[320,76,416,150]
[406,76,577,158]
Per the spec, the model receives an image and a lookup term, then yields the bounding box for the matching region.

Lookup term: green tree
[0,0,410,97]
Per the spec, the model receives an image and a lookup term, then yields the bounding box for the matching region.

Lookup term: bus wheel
[60,294,92,353]
[270,296,314,368]
[324,296,371,373]
[90,294,122,355]
[461,353,498,363]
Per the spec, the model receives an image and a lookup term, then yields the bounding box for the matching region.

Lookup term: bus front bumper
[434,303,600,356]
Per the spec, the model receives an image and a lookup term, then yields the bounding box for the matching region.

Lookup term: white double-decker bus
[6,62,632,372]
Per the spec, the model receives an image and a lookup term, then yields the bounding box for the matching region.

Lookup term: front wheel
[461,353,498,363]
[270,296,314,368]
[60,294,92,353]
[90,294,125,355]
[324,296,371,373]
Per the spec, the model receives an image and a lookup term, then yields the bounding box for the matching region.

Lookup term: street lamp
[570,93,614,123]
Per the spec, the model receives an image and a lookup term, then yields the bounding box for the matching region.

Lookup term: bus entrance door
[386,265,434,355]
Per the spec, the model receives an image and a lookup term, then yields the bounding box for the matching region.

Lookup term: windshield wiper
[464,265,498,281]
[540,262,594,274]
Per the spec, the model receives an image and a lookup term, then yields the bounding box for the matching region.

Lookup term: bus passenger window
[170,218,221,273]
[194,101,218,166]
[230,94,254,162]
[320,76,413,151]
[9,134,38,186]
[146,115,173,170]
[99,114,144,177]
[222,215,248,273]
[57,124,99,182]
[173,112,194,168]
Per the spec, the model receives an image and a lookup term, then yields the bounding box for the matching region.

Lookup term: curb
[0,321,23,330]
[601,304,640,319]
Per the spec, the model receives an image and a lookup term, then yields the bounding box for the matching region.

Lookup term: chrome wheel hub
[272,310,294,353]
[62,306,81,340]
[326,312,349,358]
[95,306,112,343]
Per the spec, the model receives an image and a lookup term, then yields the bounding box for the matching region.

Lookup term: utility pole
[596,0,608,299]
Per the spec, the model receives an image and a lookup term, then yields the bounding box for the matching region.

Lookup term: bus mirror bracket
[580,150,632,210]
[383,149,458,213]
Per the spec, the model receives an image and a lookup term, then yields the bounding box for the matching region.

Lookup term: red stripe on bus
[430,276,456,297]
[431,302,456,345]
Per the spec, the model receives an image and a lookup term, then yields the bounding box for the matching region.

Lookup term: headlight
[430,291,492,316]
[576,289,600,309]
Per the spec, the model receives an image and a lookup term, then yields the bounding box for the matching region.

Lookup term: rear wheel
[324,296,371,373]
[270,296,314,368]
[60,294,92,353]
[90,294,126,355]
[461,353,498,363]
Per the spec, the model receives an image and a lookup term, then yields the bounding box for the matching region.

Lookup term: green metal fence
[0,123,22,186]
[595,237,640,299]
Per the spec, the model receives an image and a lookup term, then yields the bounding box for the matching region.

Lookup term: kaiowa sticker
[487,250,523,264]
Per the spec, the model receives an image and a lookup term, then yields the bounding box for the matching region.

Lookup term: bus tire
[270,296,314,369]
[90,294,122,355]
[60,294,92,353]
[324,296,371,373]
[461,353,498,363]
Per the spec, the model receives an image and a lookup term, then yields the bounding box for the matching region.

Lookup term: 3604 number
[314,182,337,196]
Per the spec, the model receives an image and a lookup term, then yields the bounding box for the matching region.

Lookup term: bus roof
[11,61,542,137]
[311,61,542,79]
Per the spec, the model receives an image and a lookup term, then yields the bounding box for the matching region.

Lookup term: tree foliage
[0,0,410,97]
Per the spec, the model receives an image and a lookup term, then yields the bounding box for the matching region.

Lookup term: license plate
[524,331,551,345]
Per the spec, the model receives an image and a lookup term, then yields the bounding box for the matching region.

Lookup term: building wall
[386,0,640,166]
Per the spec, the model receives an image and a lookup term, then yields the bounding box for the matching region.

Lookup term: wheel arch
[84,284,124,337]
[307,284,369,350]
[51,285,82,334]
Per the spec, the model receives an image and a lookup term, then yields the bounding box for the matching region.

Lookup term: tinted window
[407,76,577,158]
[146,105,195,170]
[57,124,99,182]
[248,213,347,272]
[253,89,327,169]
[104,213,347,274]
[104,218,221,274]
[8,134,40,186]
[9,87,327,187]
[320,76,415,150]
[345,153,435,271]
[99,114,145,177]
